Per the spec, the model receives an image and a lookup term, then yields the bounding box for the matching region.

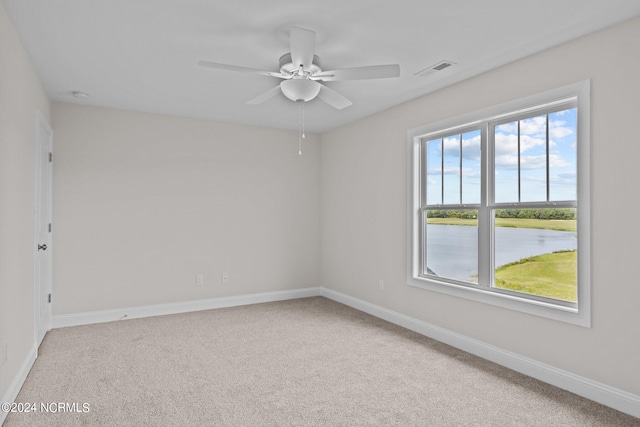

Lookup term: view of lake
[425,224,577,282]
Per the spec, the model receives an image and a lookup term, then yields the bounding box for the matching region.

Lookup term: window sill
[407,274,589,327]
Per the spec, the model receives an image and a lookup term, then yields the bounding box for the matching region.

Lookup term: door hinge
[49,152,52,162]
[48,223,52,233]
[48,293,51,303]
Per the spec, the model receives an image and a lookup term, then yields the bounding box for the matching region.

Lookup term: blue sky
[426,108,577,205]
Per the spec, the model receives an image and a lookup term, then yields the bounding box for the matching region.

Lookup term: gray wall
[0,2,51,398]
[52,103,321,314]
[320,16,640,395]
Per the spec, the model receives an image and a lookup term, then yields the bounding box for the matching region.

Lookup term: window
[407,81,590,326]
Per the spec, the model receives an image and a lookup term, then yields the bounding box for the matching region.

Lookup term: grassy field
[494,250,577,302]
[427,217,576,232]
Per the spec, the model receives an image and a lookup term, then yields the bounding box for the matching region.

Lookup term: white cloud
[428,165,462,176]
[494,154,518,169]
[442,133,482,161]
[442,166,459,176]
[496,121,517,133]
[551,171,577,186]
[520,135,545,152]
[520,154,547,169]
[494,133,545,155]
[549,154,570,168]
[494,133,518,156]
[462,134,481,161]
[495,117,574,151]
[549,120,574,139]
[442,136,459,157]
[520,115,546,136]
[494,154,569,170]
[462,134,481,148]
[461,166,480,178]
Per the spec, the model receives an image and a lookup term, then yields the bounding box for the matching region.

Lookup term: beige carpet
[4,297,639,426]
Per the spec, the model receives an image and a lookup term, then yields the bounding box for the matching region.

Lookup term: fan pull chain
[298,101,306,156]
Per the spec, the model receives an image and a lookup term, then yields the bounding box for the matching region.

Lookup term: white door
[35,113,53,346]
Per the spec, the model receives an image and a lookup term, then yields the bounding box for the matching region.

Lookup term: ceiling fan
[198,26,400,110]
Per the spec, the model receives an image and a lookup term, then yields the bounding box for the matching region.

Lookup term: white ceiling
[4,0,640,133]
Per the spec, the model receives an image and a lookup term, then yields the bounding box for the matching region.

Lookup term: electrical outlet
[196,274,204,286]
[222,272,229,284]
[378,280,385,291]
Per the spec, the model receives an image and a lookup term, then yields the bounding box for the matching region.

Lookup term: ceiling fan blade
[198,60,286,79]
[317,85,352,110]
[290,27,315,70]
[314,64,400,81]
[246,86,282,105]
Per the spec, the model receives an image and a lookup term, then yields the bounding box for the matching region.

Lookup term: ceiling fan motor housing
[279,53,322,76]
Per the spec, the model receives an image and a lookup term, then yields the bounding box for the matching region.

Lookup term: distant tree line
[495,208,576,220]
[427,208,576,220]
[427,210,478,219]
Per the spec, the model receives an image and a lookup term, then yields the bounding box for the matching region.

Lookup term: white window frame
[407,80,591,327]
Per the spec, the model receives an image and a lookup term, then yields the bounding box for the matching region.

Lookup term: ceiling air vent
[414,60,457,77]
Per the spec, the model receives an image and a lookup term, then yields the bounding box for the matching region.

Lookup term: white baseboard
[0,343,37,426]
[52,287,322,328]
[320,288,640,419]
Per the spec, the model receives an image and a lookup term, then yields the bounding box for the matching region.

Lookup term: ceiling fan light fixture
[280,78,321,102]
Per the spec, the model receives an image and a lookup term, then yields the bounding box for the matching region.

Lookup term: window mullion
[478,125,491,288]
[546,113,550,202]
[421,139,427,206]
[517,120,521,203]
[440,138,444,205]
[459,133,462,204]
